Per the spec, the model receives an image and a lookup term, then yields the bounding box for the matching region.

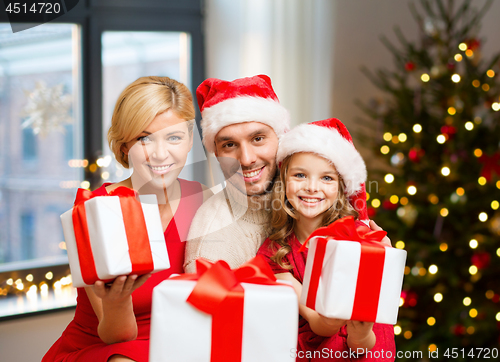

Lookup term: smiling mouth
[240,166,265,182]
[148,163,174,174]
[299,196,324,204]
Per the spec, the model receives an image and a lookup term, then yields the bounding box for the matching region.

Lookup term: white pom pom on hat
[196,75,290,154]
[277,118,369,222]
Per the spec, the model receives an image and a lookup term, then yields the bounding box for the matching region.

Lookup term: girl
[257,118,395,361]
[43,76,212,362]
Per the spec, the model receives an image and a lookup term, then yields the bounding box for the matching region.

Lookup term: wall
[0,309,74,362]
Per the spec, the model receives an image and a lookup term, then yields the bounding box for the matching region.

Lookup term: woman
[43,76,212,362]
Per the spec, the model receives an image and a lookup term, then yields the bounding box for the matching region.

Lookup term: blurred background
[0,0,499,361]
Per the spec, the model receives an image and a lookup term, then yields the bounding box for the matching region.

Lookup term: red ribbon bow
[172,256,283,362]
[71,187,154,285]
[301,216,388,322]
[479,152,500,182]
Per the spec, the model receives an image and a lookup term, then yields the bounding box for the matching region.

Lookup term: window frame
[0,0,205,320]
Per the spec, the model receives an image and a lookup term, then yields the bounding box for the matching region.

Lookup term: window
[0,1,205,319]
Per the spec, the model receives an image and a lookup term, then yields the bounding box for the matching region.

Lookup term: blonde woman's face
[123,110,192,190]
[285,152,339,222]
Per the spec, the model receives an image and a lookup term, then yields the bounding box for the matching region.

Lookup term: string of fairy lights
[366,40,500,349]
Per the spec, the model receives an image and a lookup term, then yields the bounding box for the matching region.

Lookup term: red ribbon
[300,216,387,322]
[479,152,500,182]
[71,187,154,285]
[172,256,282,362]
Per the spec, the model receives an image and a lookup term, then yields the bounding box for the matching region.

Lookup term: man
[184,75,290,272]
[184,74,386,272]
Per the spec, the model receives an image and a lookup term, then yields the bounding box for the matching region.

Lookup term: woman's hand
[87,273,151,344]
[93,273,151,305]
[369,220,392,247]
[346,320,376,351]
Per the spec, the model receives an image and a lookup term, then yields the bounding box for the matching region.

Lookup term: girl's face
[285,152,339,223]
[122,110,193,190]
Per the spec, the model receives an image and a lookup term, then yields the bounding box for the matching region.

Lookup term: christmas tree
[357,0,500,359]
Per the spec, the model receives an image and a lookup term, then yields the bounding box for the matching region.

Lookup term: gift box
[150,257,298,362]
[300,216,406,325]
[61,187,170,287]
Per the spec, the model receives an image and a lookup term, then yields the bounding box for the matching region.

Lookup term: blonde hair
[108,76,195,168]
[269,153,358,269]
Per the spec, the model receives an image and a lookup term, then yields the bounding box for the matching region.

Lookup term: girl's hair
[269,153,359,269]
[108,76,195,168]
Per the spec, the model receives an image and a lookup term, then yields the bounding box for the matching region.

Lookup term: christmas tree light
[357,0,500,357]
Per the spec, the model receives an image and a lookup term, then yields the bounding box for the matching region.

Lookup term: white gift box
[61,194,170,287]
[300,237,406,325]
[150,279,298,362]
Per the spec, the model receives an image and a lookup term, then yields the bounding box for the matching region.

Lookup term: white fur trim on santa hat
[277,124,367,196]
[201,96,290,154]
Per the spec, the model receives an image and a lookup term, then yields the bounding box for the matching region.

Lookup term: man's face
[214,122,279,196]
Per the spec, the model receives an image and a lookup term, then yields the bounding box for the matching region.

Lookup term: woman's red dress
[42,179,204,362]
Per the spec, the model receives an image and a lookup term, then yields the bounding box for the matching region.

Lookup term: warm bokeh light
[478,212,488,222]
[447,106,456,115]
[440,208,449,217]
[371,199,381,208]
[400,197,408,205]
[465,49,473,57]
[392,135,399,144]
[427,317,436,326]
[486,290,494,299]
[421,73,430,82]
[390,195,399,204]
[486,69,495,78]
[469,239,478,249]
[429,194,439,204]
[383,132,392,142]
[454,54,463,61]
[458,42,467,51]
[395,241,405,249]
[380,145,390,154]
[413,124,422,133]
[482,83,490,92]
[428,265,438,274]
[398,133,407,142]
[437,134,446,144]
[469,308,478,318]
[404,331,412,339]
[394,326,402,335]
[434,293,443,302]
[463,297,471,306]
[473,149,482,157]
[80,180,90,189]
[45,272,54,280]
[492,102,500,111]
[439,243,448,252]
[465,122,474,130]
[478,177,487,186]
[451,74,461,83]
[469,265,478,275]
[472,79,480,87]
[385,174,394,183]
[441,167,450,176]
[456,187,464,196]
[407,186,417,195]
[492,200,499,210]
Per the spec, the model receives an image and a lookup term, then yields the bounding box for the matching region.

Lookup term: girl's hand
[318,315,347,330]
[369,220,392,247]
[346,320,376,351]
[93,273,151,304]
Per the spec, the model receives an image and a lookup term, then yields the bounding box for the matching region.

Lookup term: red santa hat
[196,75,290,154]
[277,118,369,222]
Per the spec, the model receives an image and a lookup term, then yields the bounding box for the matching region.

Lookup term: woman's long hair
[268,154,358,269]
